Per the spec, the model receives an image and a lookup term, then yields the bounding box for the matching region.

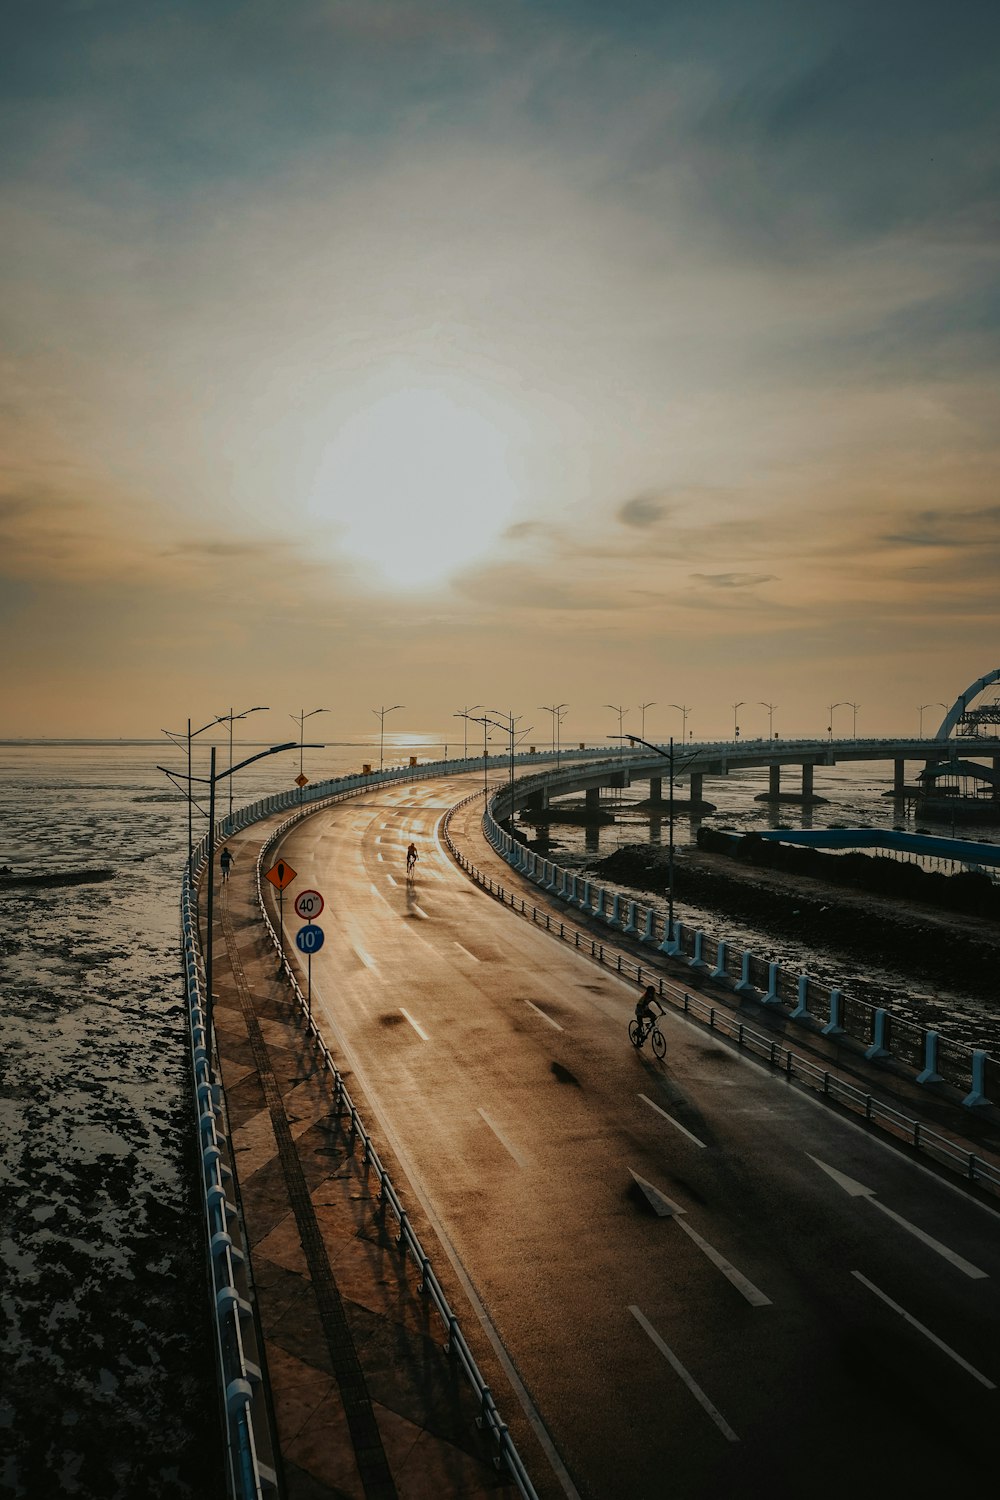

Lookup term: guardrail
[480,774,998,1111]
[253,797,540,1500]
[439,795,1000,1201]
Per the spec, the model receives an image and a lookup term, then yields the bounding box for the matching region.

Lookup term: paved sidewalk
[205,819,523,1500]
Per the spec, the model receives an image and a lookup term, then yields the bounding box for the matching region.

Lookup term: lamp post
[759,701,778,740]
[162,713,233,877]
[606,705,629,760]
[158,738,307,1062]
[489,708,532,815]
[372,704,403,772]
[291,708,330,798]
[670,704,690,743]
[454,705,482,761]
[611,732,699,950]
[845,701,860,739]
[638,701,656,742]
[539,703,568,769]
[918,703,948,737]
[827,702,846,739]
[732,701,744,742]
[219,705,270,826]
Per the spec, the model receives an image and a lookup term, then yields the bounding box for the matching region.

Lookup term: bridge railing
[441,798,1000,1199]
[479,777,997,1113]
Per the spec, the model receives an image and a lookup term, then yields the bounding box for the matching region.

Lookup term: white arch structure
[935,668,1000,739]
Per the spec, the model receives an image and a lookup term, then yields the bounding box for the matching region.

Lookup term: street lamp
[454,705,482,761]
[606,705,629,760]
[162,712,233,877]
[638,701,656,741]
[611,731,699,951]
[759,702,778,740]
[918,703,948,737]
[489,708,532,814]
[732,702,744,742]
[159,738,308,1062]
[827,702,846,739]
[290,708,330,797]
[219,705,270,825]
[459,712,493,796]
[844,701,860,739]
[670,704,690,743]
[539,703,568,769]
[372,704,404,771]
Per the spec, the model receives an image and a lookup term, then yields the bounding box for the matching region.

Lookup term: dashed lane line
[639,1093,708,1149]
[629,1306,739,1442]
[852,1272,995,1388]
[453,941,480,962]
[400,1007,429,1041]
[523,999,563,1031]
[478,1108,529,1167]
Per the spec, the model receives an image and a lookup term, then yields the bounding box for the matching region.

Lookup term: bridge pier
[802,763,814,800]
[585,787,601,812]
[649,776,662,800]
[894,759,905,796]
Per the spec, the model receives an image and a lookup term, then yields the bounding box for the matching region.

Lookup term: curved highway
[267,771,999,1500]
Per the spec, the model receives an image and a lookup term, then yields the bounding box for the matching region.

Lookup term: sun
[312,385,520,589]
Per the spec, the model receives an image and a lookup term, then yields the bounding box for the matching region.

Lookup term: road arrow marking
[630,1171,772,1306]
[808,1156,988,1280]
[852,1272,995,1388]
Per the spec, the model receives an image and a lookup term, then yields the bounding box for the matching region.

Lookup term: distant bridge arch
[936,668,1000,739]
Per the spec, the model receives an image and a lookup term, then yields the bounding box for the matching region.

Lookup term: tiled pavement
[207,825,524,1500]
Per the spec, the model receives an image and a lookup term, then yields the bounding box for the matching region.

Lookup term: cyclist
[406,842,418,875]
[634,984,662,1044]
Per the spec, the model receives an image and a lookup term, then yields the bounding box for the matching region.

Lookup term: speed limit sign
[294,889,325,920]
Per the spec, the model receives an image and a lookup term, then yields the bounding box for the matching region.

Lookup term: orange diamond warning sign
[264,859,297,890]
[294,774,309,788]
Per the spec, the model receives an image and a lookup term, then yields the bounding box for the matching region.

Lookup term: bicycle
[629,1014,666,1059]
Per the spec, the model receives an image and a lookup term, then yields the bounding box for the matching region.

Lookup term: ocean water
[2,739,996,1496]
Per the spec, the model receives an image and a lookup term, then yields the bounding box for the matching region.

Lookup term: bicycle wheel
[628,1019,643,1048]
[651,1026,666,1060]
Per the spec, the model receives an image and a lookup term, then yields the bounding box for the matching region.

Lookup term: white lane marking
[809,1157,988,1280]
[377,852,384,862]
[629,1306,739,1442]
[400,1007,429,1041]
[386,873,397,887]
[453,941,480,962]
[524,999,563,1031]
[375,835,382,844]
[369,883,380,898]
[639,1093,708,1149]
[478,1108,528,1167]
[852,1272,996,1388]
[354,946,377,970]
[412,903,430,919]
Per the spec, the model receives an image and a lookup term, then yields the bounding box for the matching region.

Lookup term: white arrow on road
[630,1171,772,1306]
[808,1157,988,1280]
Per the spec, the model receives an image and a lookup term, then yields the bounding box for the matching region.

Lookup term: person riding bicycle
[635,984,661,1035]
[406,841,418,874]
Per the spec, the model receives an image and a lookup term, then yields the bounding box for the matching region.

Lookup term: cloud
[618,492,668,528]
[689,571,775,589]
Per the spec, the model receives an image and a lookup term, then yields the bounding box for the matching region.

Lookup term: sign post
[264,858,297,973]
[294,921,325,1020]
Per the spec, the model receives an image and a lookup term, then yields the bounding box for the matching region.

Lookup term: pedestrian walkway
[206,818,522,1500]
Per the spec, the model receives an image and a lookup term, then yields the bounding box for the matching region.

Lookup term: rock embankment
[589,843,999,1002]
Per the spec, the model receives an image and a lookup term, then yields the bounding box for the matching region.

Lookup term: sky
[2,0,998,743]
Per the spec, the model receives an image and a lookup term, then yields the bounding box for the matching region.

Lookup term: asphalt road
[271,773,1000,1500]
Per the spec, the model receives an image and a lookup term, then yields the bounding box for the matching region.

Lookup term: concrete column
[762,961,781,1006]
[791,974,813,1022]
[711,941,728,981]
[963,1051,989,1109]
[917,1031,943,1085]
[640,910,656,944]
[649,776,662,801]
[801,763,814,799]
[580,880,595,915]
[690,772,704,804]
[865,1009,891,1060]
[585,786,601,810]
[606,893,622,928]
[734,951,755,994]
[822,989,844,1034]
[894,759,905,796]
[689,931,707,970]
[623,900,638,936]
[769,764,781,798]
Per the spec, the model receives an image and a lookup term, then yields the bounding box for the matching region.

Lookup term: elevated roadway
[260,769,999,1500]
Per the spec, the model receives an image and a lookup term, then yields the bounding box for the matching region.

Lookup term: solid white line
[453,941,480,962]
[629,1306,739,1442]
[524,999,563,1031]
[400,1007,429,1041]
[852,1272,996,1388]
[870,1198,988,1280]
[478,1108,528,1167]
[675,1220,772,1307]
[639,1093,708,1149]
